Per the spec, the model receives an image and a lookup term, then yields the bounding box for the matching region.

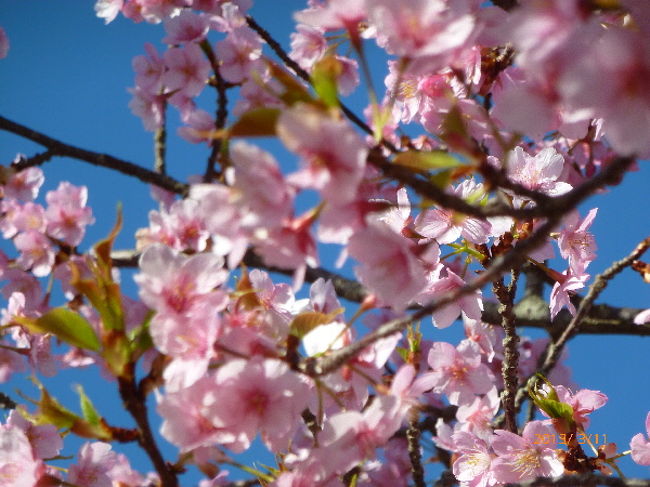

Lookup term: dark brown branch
[111,248,650,337]
[0,115,188,195]
[0,391,16,409]
[12,149,55,168]
[118,366,178,487]
[493,269,521,433]
[492,0,519,11]
[407,408,426,487]
[199,40,229,182]
[368,149,636,220]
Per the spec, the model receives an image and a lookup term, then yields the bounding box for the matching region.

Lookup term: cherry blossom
[490,421,564,483]
[278,104,368,205]
[554,385,608,429]
[557,208,598,274]
[0,424,41,487]
[348,221,427,310]
[425,341,494,406]
[163,43,211,98]
[205,358,312,453]
[44,182,94,246]
[631,412,650,466]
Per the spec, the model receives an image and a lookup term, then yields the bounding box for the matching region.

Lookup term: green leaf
[229,108,280,137]
[75,384,101,425]
[528,374,576,427]
[16,308,100,352]
[33,384,79,429]
[393,150,463,172]
[311,55,341,108]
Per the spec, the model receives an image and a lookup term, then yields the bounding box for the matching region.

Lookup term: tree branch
[494,269,521,433]
[110,248,650,337]
[0,115,188,195]
[118,366,178,487]
[153,98,167,175]
[199,40,229,182]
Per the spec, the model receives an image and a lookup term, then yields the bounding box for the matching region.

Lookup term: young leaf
[230,108,281,137]
[393,150,463,172]
[311,55,341,108]
[75,384,101,425]
[16,308,101,352]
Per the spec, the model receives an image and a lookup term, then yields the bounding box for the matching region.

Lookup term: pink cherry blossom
[128,86,165,131]
[318,395,403,474]
[94,0,123,24]
[14,230,55,277]
[456,388,500,438]
[559,26,650,156]
[367,0,476,65]
[289,24,328,70]
[490,421,564,483]
[0,424,41,487]
[214,27,262,83]
[558,208,598,274]
[505,146,573,202]
[135,244,227,360]
[226,141,294,229]
[425,341,494,406]
[452,431,495,487]
[3,166,44,201]
[132,43,165,94]
[415,180,491,245]
[549,269,590,318]
[163,10,209,44]
[631,412,650,466]
[204,358,312,453]
[68,442,119,487]
[44,182,94,246]
[296,0,366,33]
[7,410,62,460]
[417,265,483,329]
[158,375,226,451]
[163,43,211,98]
[277,104,368,204]
[554,385,607,428]
[348,221,427,311]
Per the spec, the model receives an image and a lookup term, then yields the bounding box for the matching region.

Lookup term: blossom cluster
[1,0,649,486]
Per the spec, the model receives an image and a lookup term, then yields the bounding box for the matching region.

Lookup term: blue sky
[1,0,650,483]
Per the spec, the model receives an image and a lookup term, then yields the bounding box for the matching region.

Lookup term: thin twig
[368,149,636,220]
[199,40,229,182]
[153,97,167,175]
[0,115,188,195]
[512,236,650,415]
[245,15,398,152]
